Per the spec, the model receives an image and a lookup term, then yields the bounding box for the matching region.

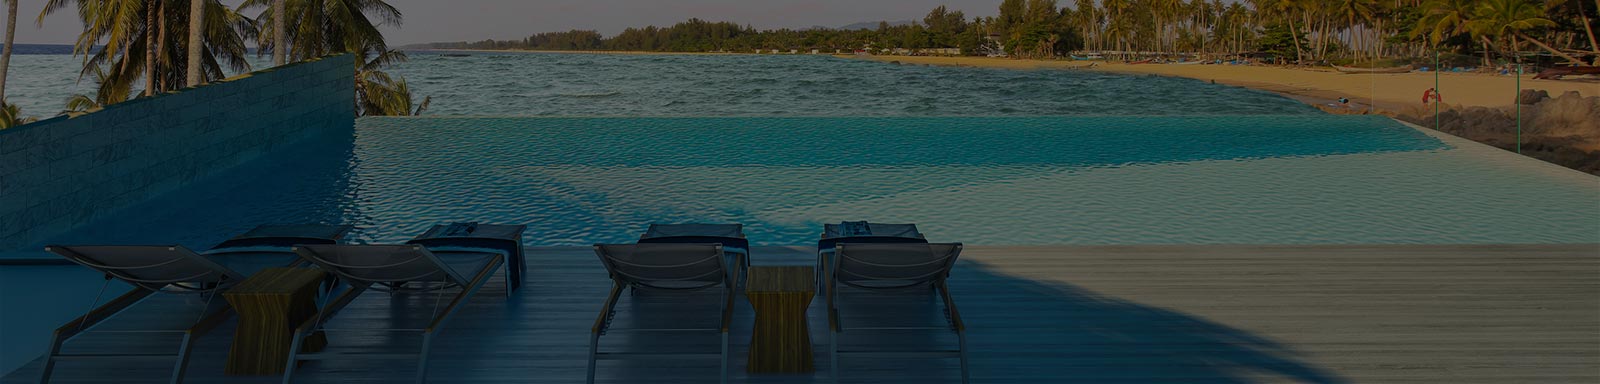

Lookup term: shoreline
[852,55,1594,112]
[412,48,756,56]
[854,55,1598,174]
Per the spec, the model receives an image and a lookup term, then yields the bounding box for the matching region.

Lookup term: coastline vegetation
[421,0,1596,68]
[0,0,424,128]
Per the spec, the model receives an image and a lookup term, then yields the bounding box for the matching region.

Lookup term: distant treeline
[417,5,1082,58]
[417,0,1599,66]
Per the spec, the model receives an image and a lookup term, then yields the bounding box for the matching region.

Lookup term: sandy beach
[854,54,1598,173]
[855,55,1596,112]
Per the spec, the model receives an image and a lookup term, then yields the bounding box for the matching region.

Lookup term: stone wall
[0,54,356,250]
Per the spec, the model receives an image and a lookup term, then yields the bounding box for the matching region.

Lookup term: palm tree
[63,64,133,114]
[41,0,253,103]
[1104,0,1131,57]
[0,100,36,128]
[1469,0,1582,63]
[1416,0,1500,65]
[1334,0,1378,61]
[1546,0,1598,63]
[1,0,18,103]
[354,46,403,115]
[1414,0,1476,44]
[1258,0,1307,63]
[240,0,401,61]
[240,0,419,116]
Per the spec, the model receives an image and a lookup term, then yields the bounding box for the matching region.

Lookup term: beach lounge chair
[637,223,749,286]
[38,225,349,384]
[589,243,734,384]
[826,243,968,384]
[284,242,507,383]
[816,221,929,289]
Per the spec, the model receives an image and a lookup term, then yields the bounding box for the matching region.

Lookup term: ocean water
[390,52,1322,116]
[2,50,272,117]
[3,51,1322,117]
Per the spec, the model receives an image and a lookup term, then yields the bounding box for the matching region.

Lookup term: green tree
[63,63,132,114]
[240,0,422,116]
[1469,0,1581,63]
[42,0,253,100]
[1258,22,1307,61]
[1256,0,1306,63]
[0,101,36,128]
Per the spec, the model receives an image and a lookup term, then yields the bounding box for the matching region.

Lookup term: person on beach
[1422,88,1442,105]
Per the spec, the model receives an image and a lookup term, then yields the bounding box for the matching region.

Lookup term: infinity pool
[19,115,1600,250]
[4,115,1600,376]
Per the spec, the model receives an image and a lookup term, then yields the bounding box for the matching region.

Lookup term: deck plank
[4,244,1597,383]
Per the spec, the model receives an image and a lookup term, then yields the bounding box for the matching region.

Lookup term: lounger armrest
[53,288,154,340]
[936,280,965,331]
[591,281,625,334]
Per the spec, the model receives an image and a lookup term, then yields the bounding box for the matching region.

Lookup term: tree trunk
[1480,37,1492,67]
[1516,32,1585,64]
[1575,0,1597,57]
[1289,18,1304,64]
[156,0,166,92]
[0,0,17,104]
[144,0,156,97]
[273,0,286,65]
[186,0,201,87]
[1373,19,1384,61]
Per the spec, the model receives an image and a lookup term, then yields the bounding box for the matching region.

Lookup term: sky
[14,0,1006,46]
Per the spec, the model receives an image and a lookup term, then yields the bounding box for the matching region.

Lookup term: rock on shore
[1394,90,1600,175]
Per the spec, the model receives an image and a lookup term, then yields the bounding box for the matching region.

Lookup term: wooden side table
[746,266,816,373]
[222,267,329,375]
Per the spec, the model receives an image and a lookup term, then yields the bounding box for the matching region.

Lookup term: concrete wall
[0,54,356,251]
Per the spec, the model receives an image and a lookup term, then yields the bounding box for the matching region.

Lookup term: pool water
[21,115,1598,250]
[5,115,1599,376]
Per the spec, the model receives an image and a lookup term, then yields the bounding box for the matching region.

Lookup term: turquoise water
[33,114,1600,251]
[4,52,1321,117]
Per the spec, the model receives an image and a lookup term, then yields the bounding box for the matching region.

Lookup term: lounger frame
[826,243,969,384]
[588,244,734,384]
[284,245,505,384]
[38,245,254,384]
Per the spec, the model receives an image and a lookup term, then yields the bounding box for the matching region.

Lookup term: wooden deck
[4,244,1597,383]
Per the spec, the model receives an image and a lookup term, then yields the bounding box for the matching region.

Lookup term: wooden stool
[745,266,816,373]
[222,267,328,375]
